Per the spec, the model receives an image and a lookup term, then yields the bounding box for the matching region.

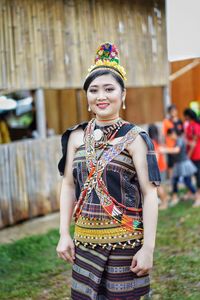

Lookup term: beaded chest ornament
[74,118,143,233]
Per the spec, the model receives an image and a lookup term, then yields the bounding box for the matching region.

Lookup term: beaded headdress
[87,42,127,81]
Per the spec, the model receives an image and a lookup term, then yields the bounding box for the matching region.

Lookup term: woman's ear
[122,88,126,101]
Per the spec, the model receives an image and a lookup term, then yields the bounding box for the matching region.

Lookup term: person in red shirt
[184,108,200,207]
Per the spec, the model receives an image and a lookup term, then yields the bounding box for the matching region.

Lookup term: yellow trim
[88,60,127,81]
[74,223,143,244]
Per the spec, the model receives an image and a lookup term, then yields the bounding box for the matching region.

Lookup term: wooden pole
[35,88,46,138]
[163,85,171,114]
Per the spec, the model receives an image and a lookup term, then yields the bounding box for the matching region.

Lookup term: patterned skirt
[71,244,150,300]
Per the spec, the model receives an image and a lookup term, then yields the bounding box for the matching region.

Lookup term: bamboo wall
[0,0,168,92]
[0,137,61,228]
[171,60,200,116]
[44,87,164,134]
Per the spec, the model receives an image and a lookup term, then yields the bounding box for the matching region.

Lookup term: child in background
[161,128,200,207]
[148,124,169,209]
[162,104,183,178]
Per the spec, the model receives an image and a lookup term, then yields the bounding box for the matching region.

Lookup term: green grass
[0,226,74,300]
[152,201,200,299]
[0,203,199,299]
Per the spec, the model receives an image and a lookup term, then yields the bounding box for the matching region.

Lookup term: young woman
[56,43,160,299]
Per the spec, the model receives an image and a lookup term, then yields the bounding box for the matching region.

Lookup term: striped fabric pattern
[71,244,150,299]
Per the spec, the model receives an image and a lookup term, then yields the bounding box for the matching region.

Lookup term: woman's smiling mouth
[96,103,110,109]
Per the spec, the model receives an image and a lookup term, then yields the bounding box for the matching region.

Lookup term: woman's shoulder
[125,122,161,186]
[122,121,145,134]
[123,122,155,154]
[125,122,155,152]
[61,121,87,145]
[58,121,88,175]
[62,121,88,137]
[124,122,148,140]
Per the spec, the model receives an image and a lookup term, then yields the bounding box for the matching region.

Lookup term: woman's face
[87,74,125,120]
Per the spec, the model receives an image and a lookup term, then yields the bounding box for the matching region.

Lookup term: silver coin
[93,129,103,141]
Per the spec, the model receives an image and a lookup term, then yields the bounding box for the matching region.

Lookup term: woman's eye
[89,89,97,93]
[106,88,114,92]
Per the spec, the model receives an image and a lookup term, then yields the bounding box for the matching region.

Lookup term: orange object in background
[162,118,176,147]
[153,140,167,172]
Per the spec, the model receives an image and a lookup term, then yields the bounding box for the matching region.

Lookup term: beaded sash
[74,119,144,233]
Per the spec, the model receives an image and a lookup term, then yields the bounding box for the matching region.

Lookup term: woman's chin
[95,109,114,117]
[96,113,115,120]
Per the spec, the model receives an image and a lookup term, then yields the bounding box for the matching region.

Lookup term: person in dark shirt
[160,128,200,207]
[162,104,183,177]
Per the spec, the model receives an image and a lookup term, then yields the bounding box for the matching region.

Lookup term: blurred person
[184,108,200,207]
[148,124,169,209]
[162,104,183,178]
[160,128,200,207]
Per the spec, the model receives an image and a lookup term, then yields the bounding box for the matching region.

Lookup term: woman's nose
[96,94,107,101]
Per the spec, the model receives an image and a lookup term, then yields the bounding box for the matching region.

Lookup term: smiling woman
[86,73,125,121]
[56,42,161,300]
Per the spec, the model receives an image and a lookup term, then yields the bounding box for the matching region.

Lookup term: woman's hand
[130,246,154,276]
[56,234,75,263]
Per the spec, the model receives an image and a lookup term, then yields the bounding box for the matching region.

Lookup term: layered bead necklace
[93,118,125,148]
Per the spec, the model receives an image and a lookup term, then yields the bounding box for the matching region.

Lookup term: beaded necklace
[93,118,124,149]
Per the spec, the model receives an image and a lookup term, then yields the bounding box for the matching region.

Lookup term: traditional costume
[58,43,160,299]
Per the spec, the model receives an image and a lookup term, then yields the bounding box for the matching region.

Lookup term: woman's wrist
[142,243,155,253]
[59,229,71,237]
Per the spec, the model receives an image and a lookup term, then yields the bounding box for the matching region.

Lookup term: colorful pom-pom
[87,42,127,80]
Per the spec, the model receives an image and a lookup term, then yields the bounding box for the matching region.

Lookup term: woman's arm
[59,160,76,236]
[56,129,83,263]
[127,135,159,276]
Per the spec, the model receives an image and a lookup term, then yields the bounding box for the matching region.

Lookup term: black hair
[183,108,198,121]
[148,124,159,143]
[167,127,176,135]
[83,69,125,92]
[167,104,177,113]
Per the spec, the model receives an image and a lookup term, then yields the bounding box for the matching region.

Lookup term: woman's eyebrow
[89,84,114,88]
[103,84,114,87]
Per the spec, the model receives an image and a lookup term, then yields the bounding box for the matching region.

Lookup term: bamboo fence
[0,136,61,228]
[0,0,168,91]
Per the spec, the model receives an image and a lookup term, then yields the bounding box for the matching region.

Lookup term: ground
[0,201,200,300]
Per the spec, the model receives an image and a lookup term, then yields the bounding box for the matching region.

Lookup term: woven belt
[74,216,143,246]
